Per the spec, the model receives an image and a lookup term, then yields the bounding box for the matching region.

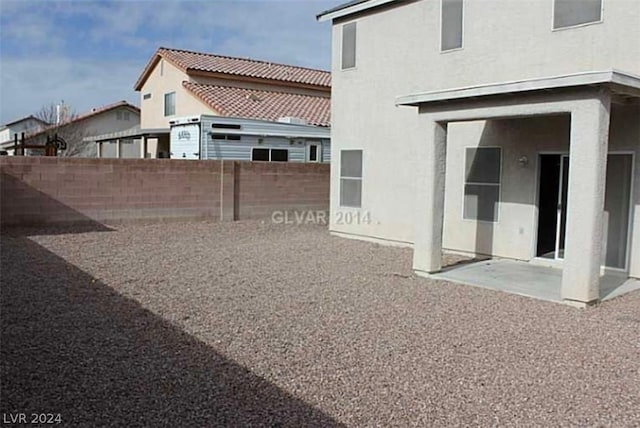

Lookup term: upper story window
[164,92,175,117]
[116,111,131,121]
[341,22,357,70]
[143,93,151,100]
[553,0,602,29]
[441,0,463,51]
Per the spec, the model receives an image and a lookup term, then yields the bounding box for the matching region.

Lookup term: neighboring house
[22,101,140,157]
[318,0,640,305]
[90,47,330,160]
[169,115,330,162]
[0,116,49,155]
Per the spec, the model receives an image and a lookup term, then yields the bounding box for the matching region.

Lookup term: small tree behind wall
[31,103,95,157]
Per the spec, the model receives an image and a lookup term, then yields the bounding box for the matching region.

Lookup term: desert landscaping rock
[1,220,639,427]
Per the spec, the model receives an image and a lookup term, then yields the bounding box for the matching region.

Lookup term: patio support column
[140,136,147,159]
[413,118,447,274]
[561,91,611,305]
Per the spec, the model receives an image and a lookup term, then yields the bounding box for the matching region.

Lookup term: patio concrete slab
[431,259,640,304]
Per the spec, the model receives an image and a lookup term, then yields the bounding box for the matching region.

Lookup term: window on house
[553,0,602,29]
[441,0,463,51]
[164,92,175,117]
[341,22,357,70]
[116,111,131,121]
[143,93,151,100]
[464,147,501,222]
[251,148,289,162]
[340,150,362,208]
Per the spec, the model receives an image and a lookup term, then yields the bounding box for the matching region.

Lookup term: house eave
[317,0,398,22]
[396,70,640,107]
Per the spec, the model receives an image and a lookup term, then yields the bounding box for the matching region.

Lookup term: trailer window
[251,148,289,162]
[252,148,269,161]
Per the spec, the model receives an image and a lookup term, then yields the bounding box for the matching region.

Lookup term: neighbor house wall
[328,0,640,252]
[0,118,47,145]
[0,157,329,226]
[139,59,218,129]
[28,106,140,158]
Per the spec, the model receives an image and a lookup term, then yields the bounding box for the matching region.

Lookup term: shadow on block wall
[0,172,113,232]
[0,231,344,427]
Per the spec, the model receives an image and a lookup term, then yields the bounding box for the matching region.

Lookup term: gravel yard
[1,220,639,427]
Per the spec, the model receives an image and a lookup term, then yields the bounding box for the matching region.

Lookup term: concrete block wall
[235,162,330,220]
[0,157,329,226]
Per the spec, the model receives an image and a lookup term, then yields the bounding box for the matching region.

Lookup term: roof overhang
[84,127,169,143]
[317,0,398,22]
[396,70,640,107]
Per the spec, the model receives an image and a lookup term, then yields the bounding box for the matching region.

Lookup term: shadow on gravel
[0,232,344,427]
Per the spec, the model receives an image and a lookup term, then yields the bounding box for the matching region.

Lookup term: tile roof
[25,101,140,139]
[2,115,50,129]
[183,82,331,127]
[135,47,331,91]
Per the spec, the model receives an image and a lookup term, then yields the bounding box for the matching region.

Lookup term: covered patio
[397,70,640,307]
[85,127,169,159]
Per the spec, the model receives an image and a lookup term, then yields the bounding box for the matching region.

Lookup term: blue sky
[0,0,336,123]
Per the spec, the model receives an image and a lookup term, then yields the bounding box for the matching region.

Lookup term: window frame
[462,146,502,223]
[551,0,604,31]
[339,149,363,208]
[211,133,241,141]
[440,0,464,53]
[164,92,176,117]
[116,111,131,121]
[307,142,321,163]
[341,21,357,70]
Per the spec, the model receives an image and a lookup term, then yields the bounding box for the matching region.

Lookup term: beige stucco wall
[139,59,218,129]
[328,0,640,277]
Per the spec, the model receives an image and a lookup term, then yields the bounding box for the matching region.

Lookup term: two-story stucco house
[99,47,331,161]
[318,0,640,306]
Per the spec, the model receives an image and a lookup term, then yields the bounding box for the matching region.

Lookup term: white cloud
[0,57,140,122]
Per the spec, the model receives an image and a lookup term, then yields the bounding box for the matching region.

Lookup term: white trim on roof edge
[396,70,640,106]
[317,0,398,22]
